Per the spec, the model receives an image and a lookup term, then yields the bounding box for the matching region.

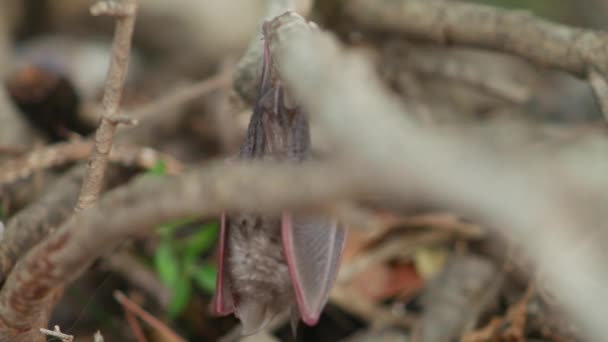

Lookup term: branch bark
[0,140,183,186]
[340,0,608,119]
[342,0,608,77]
[75,0,138,212]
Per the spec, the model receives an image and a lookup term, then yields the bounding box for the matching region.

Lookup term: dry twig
[128,69,232,120]
[39,325,73,342]
[0,166,86,284]
[342,0,608,77]
[75,0,139,212]
[122,300,148,342]
[104,252,171,308]
[114,291,186,342]
[0,140,183,186]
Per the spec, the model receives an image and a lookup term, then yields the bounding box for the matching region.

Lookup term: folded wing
[281,213,346,325]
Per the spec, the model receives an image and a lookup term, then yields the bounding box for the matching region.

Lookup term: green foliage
[147,160,167,176]
[192,264,218,293]
[153,220,219,318]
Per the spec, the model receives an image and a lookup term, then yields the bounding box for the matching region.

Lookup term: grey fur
[226,213,295,333]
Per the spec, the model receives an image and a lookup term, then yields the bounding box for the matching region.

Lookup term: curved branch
[343,0,608,77]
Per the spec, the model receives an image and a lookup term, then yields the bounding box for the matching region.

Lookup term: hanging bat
[213,21,346,335]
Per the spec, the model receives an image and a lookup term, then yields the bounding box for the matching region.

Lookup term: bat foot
[236,299,274,336]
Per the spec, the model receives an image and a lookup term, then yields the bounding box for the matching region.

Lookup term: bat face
[213,20,346,335]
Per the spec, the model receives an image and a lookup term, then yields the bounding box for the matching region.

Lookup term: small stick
[123,302,148,342]
[0,141,184,186]
[129,70,232,120]
[114,290,187,342]
[40,325,74,342]
[75,0,138,212]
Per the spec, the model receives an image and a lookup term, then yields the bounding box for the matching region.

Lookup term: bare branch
[342,0,608,77]
[0,141,183,186]
[39,326,73,342]
[399,47,531,104]
[121,300,147,342]
[75,0,138,212]
[114,291,186,342]
[103,252,171,308]
[251,12,608,340]
[0,166,85,285]
[127,70,232,121]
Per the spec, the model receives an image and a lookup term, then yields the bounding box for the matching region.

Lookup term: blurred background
[0,0,605,341]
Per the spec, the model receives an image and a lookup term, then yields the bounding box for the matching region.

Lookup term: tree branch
[0,141,183,186]
[341,0,608,118]
[75,0,139,212]
[342,0,608,77]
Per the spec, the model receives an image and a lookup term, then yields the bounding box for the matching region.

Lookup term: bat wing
[281,213,346,325]
[213,212,235,315]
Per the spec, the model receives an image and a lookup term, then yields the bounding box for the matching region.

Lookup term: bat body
[213,21,346,335]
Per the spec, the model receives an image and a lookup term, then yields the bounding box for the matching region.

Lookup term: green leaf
[157,217,196,236]
[154,239,181,288]
[147,160,167,176]
[192,263,217,293]
[168,276,192,318]
[182,222,219,259]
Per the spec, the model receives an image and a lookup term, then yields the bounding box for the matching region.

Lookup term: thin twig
[342,0,608,77]
[114,291,187,342]
[40,326,73,342]
[128,70,232,120]
[103,252,171,308]
[75,0,138,212]
[400,48,531,104]
[122,302,148,342]
[0,141,184,186]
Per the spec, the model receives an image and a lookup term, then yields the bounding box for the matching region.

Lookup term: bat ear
[281,213,346,325]
[214,212,235,315]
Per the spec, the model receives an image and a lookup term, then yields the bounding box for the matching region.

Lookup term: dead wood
[75,0,139,212]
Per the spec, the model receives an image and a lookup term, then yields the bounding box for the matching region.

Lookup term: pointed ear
[214,212,235,315]
[281,213,346,325]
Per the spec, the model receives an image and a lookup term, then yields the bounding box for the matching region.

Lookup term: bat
[213,21,346,335]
